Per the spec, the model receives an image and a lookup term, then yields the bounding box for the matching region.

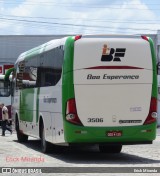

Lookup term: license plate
[107,131,122,137]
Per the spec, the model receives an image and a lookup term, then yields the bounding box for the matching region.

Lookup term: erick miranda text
[87,74,139,80]
[6,156,44,163]
[134,169,157,173]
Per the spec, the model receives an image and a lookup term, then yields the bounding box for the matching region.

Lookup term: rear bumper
[64,122,157,144]
[68,141,152,146]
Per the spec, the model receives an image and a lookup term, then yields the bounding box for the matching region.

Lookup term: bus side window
[36,47,63,87]
[36,67,57,87]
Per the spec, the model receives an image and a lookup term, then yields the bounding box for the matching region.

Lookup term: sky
[0,0,160,35]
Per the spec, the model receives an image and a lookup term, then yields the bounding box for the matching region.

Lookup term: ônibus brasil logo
[101,44,126,62]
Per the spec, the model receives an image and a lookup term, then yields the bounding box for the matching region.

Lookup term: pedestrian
[0,103,12,136]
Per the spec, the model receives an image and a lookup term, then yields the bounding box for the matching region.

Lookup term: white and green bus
[1,35,158,153]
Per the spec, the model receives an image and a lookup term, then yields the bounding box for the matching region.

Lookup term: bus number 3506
[87,118,103,123]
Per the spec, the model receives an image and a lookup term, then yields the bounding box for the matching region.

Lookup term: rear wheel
[16,118,28,143]
[41,123,52,153]
[99,144,122,153]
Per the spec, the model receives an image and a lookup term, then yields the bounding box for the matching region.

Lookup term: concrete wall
[0,35,67,65]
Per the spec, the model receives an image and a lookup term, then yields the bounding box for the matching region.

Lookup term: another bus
[0,74,12,126]
[0,65,14,125]
[1,35,158,153]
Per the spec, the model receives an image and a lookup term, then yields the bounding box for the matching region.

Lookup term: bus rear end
[62,35,157,152]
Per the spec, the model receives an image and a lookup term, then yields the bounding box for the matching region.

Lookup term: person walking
[0,103,12,136]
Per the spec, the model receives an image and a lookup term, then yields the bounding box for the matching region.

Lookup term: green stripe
[4,67,15,81]
[19,89,34,122]
[148,37,158,98]
[62,37,75,141]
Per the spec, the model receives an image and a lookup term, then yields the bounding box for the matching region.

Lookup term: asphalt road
[0,128,160,176]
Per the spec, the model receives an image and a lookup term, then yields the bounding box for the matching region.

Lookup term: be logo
[101,44,126,62]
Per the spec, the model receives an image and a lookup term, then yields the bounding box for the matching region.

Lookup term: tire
[16,118,28,143]
[41,123,52,153]
[99,144,122,153]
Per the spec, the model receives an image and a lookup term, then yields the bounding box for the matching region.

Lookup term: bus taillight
[66,98,83,126]
[144,97,157,125]
[141,35,149,41]
[74,35,82,41]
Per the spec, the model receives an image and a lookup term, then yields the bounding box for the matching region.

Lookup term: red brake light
[74,35,82,41]
[66,98,83,126]
[141,35,149,41]
[143,97,157,125]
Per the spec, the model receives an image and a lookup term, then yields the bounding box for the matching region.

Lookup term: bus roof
[82,34,143,39]
[15,34,149,64]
